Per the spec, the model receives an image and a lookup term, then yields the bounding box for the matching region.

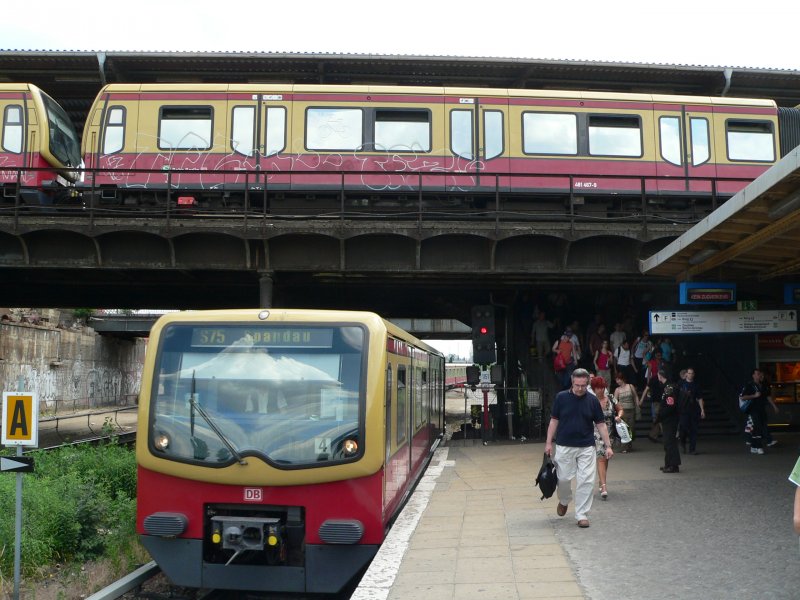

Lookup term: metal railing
[1,165,750,230]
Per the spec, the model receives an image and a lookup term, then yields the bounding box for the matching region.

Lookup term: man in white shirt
[610,323,626,354]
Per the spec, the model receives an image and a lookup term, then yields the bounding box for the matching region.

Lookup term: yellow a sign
[2,392,39,447]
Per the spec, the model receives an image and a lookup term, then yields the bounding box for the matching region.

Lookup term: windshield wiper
[189,371,247,466]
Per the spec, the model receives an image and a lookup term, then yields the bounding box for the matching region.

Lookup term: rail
[0,166,749,229]
[37,405,138,448]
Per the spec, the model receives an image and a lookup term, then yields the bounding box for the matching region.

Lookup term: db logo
[244,488,263,502]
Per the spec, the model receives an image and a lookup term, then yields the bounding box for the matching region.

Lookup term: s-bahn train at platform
[136,309,445,594]
[0,83,82,203]
[74,83,800,214]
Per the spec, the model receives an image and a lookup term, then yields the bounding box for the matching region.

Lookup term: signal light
[471,305,496,365]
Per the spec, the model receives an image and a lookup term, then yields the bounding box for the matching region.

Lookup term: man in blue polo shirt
[545,367,614,528]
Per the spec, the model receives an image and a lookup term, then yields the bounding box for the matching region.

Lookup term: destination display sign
[190,327,334,348]
[679,282,736,305]
[649,310,798,335]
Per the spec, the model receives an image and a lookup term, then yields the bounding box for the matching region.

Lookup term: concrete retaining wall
[0,321,146,412]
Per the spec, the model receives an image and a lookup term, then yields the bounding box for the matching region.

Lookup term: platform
[353,433,800,600]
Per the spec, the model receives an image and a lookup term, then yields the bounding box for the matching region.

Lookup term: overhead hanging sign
[649,309,797,335]
[784,284,800,305]
[679,282,736,305]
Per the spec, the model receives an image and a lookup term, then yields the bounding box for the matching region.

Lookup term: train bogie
[136,309,444,593]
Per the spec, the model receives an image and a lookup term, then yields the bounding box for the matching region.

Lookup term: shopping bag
[535,452,558,500]
[738,395,752,413]
[615,419,632,444]
[553,353,567,371]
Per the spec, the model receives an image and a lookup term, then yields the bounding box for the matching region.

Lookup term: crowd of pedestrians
[526,304,798,538]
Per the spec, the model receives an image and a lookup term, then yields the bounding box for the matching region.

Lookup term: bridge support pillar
[259,274,274,308]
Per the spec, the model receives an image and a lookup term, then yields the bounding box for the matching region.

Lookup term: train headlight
[154,432,170,451]
[343,439,358,456]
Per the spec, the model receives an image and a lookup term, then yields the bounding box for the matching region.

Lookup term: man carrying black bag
[545,368,614,528]
[535,453,558,500]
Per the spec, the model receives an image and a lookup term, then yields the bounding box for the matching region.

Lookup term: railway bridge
[2,50,800,436]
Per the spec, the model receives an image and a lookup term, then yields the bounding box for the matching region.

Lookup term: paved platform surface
[354,432,800,600]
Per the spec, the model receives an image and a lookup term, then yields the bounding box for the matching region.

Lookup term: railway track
[89,563,359,600]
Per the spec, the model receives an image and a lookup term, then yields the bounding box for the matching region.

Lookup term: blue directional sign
[0,456,34,473]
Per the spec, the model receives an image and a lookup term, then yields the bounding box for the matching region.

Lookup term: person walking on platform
[553,330,578,390]
[591,375,620,501]
[678,367,704,455]
[655,369,681,473]
[532,311,553,361]
[613,371,638,453]
[545,368,614,528]
[740,368,771,454]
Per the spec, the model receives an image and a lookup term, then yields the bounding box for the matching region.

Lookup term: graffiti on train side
[95,133,484,193]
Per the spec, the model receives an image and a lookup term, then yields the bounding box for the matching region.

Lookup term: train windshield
[40,91,81,167]
[150,323,366,467]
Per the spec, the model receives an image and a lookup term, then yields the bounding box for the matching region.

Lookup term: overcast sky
[5,1,800,71]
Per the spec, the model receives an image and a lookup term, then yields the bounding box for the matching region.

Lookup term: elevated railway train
[3,82,800,214]
[0,83,82,203]
[136,309,445,594]
[75,83,800,213]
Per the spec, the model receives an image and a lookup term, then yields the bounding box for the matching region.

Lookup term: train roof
[94,82,777,108]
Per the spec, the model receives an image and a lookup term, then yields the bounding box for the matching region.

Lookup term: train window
[659,116,682,166]
[588,115,642,157]
[415,366,423,428]
[102,107,126,155]
[2,105,22,153]
[690,118,710,166]
[231,106,255,156]
[450,109,473,160]
[483,110,504,160]
[374,109,431,152]
[726,119,775,162]
[306,108,363,151]
[158,106,213,150]
[396,366,407,444]
[41,93,81,167]
[522,112,577,155]
[265,107,286,156]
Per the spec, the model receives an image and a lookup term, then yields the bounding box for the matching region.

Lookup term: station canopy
[640,149,800,282]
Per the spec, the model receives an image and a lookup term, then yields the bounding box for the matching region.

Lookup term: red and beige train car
[81,83,800,209]
[0,83,81,203]
[136,309,444,594]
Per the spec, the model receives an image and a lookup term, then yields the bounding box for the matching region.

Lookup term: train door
[446,94,509,195]
[227,93,290,208]
[655,106,717,197]
[1,92,26,187]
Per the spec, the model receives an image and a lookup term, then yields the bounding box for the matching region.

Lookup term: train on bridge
[135,308,445,594]
[3,82,800,216]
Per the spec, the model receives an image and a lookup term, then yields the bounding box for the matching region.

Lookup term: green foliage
[0,443,137,578]
[71,308,93,321]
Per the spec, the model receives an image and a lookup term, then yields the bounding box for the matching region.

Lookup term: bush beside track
[0,441,142,597]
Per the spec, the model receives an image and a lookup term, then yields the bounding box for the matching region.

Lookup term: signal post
[2,386,39,600]
[470,306,508,442]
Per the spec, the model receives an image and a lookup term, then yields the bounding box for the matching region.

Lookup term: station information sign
[649,309,797,335]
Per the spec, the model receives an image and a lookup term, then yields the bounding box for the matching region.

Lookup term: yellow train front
[136,309,445,594]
